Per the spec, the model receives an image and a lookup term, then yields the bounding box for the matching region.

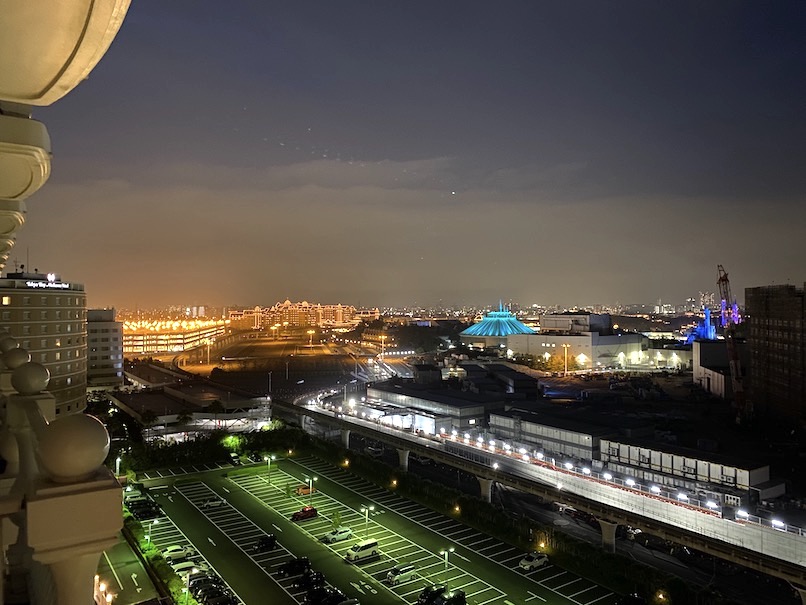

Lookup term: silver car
[321,526,353,544]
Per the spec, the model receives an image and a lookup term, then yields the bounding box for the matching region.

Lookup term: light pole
[305,476,317,506]
[267,371,272,401]
[270,325,278,339]
[307,329,315,348]
[264,454,276,482]
[184,567,198,604]
[146,518,159,544]
[562,343,570,376]
[361,504,374,537]
[115,456,121,476]
[439,546,455,572]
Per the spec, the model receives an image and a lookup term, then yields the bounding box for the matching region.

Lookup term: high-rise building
[0,271,87,415]
[87,308,124,389]
[745,284,806,424]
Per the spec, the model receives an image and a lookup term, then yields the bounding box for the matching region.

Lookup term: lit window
[1,296,9,306]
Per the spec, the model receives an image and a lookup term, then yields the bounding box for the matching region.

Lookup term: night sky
[20,1,806,309]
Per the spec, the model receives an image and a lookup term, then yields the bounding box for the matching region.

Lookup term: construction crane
[716,265,751,424]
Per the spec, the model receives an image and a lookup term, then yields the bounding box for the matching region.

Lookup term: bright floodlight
[603,473,612,480]
[536,452,544,460]
[706,501,717,509]
[737,509,748,517]
[677,493,688,501]
[492,462,499,470]
[771,519,784,528]
[582,467,590,474]
[626,479,636,487]
[563,462,573,470]
[650,485,661,494]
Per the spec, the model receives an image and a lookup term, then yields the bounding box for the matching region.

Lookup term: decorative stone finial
[37,414,110,483]
[11,361,48,394]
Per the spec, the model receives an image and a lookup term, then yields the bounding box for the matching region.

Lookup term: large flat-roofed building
[745,284,806,424]
[368,380,506,433]
[508,313,646,370]
[122,318,227,354]
[0,271,87,415]
[87,308,124,389]
[229,300,359,330]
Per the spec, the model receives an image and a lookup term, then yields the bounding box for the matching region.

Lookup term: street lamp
[361,504,375,537]
[561,343,570,376]
[184,567,198,604]
[439,546,455,571]
[115,456,121,476]
[305,476,318,506]
[307,329,315,348]
[146,518,159,544]
[264,454,276,482]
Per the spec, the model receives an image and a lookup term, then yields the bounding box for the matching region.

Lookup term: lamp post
[307,329,315,348]
[115,456,121,477]
[361,504,375,538]
[267,371,272,401]
[305,476,318,506]
[439,546,455,580]
[184,567,198,604]
[146,518,159,544]
[264,454,276,482]
[562,343,570,376]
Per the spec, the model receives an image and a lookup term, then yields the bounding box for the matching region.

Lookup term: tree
[207,400,224,428]
[175,409,193,427]
[331,509,342,529]
[139,410,158,439]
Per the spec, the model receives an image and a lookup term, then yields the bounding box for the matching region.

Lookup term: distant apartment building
[745,284,806,423]
[229,300,361,329]
[0,271,87,415]
[87,308,124,388]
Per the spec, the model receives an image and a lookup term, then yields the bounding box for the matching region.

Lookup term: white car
[321,526,353,544]
[162,545,196,563]
[171,560,209,576]
[519,552,548,571]
[201,497,226,509]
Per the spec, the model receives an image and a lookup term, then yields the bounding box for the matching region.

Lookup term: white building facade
[87,308,124,389]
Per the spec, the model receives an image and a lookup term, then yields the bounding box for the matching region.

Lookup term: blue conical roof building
[460,302,535,348]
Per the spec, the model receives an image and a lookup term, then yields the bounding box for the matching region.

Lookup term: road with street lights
[139,456,623,605]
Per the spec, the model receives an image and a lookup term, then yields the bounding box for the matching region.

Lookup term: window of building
[1,296,9,306]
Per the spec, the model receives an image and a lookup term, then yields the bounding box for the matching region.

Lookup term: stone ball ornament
[11,361,48,394]
[4,347,32,371]
[0,334,17,353]
[37,414,110,483]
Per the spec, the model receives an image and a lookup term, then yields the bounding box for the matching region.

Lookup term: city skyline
[16,2,806,308]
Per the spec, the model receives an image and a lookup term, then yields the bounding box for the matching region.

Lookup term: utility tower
[716,265,752,424]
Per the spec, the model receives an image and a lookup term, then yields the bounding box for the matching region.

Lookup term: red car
[291,506,318,521]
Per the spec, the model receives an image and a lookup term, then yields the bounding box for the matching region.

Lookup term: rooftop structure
[460,303,535,349]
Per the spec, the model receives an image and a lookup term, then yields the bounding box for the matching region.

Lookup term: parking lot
[141,456,623,605]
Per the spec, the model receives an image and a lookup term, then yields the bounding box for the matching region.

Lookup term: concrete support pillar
[397,448,409,471]
[478,477,494,503]
[340,428,350,448]
[598,519,618,554]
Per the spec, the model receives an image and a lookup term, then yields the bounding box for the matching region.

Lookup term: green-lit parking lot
[143,457,623,605]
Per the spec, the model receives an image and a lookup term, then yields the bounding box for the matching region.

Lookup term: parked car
[433,590,466,605]
[291,506,318,521]
[386,563,416,585]
[417,585,447,605]
[171,560,209,576]
[519,552,548,571]
[229,452,241,465]
[277,557,311,578]
[253,534,277,552]
[295,484,317,496]
[303,585,333,604]
[162,545,196,563]
[321,526,352,544]
[201,497,226,509]
[293,570,325,590]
